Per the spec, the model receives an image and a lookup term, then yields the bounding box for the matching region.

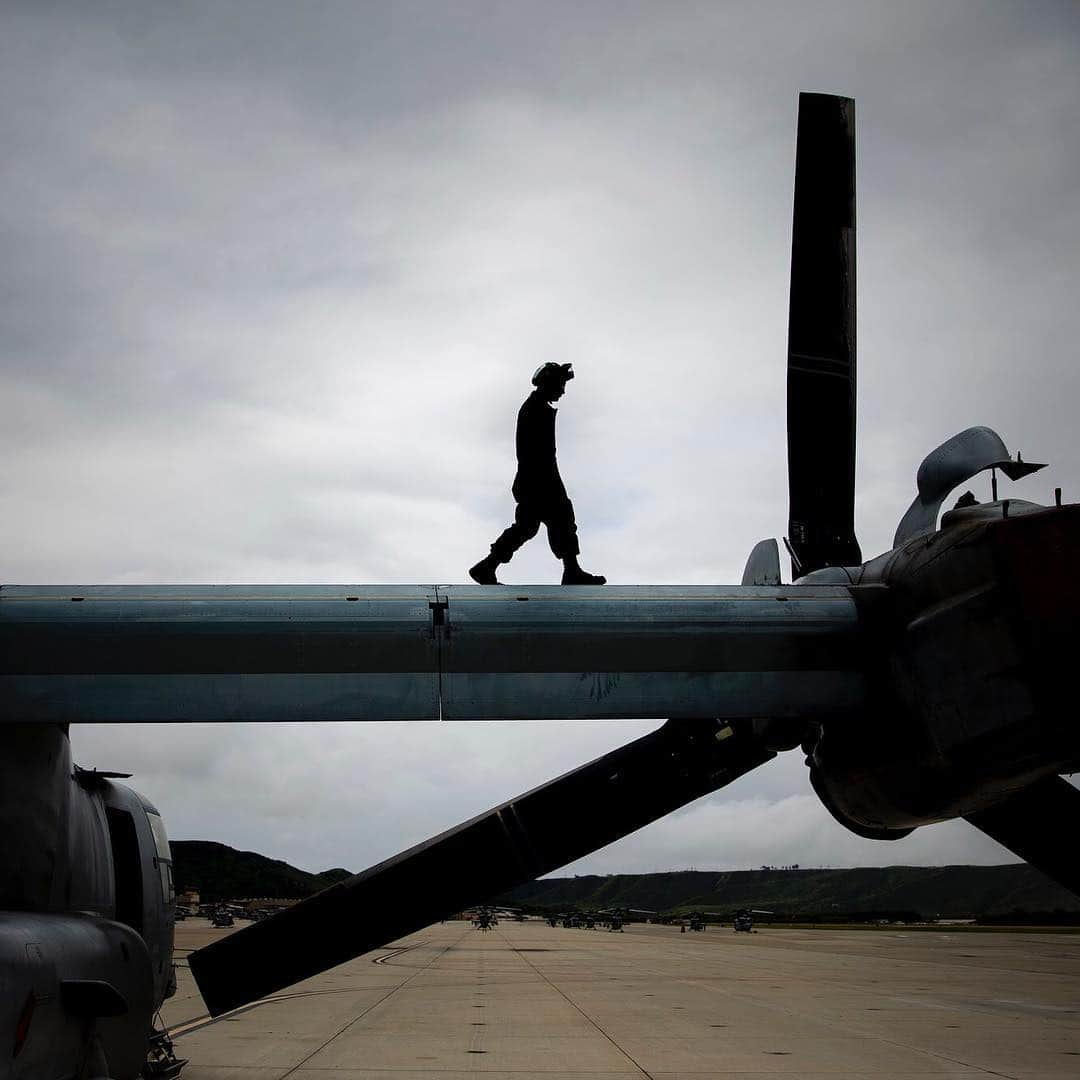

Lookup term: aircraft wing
[0,584,863,723]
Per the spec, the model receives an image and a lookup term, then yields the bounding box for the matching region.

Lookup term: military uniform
[470,362,603,586]
[489,390,579,561]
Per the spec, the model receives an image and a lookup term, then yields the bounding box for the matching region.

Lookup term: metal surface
[892,426,1046,547]
[100,784,177,1008]
[0,725,180,1077]
[786,92,861,577]
[438,585,862,720]
[1,583,864,723]
[0,912,154,1080]
[0,583,859,725]
[189,718,775,1015]
[0,726,95,913]
[965,776,1080,897]
[740,538,782,586]
[0,585,440,722]
[809,503,1080,837]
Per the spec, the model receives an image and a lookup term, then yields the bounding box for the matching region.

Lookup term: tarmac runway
[165,918,1080,1079]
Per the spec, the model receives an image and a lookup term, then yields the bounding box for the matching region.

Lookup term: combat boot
[561,567,606,585]
[468,555,501,585]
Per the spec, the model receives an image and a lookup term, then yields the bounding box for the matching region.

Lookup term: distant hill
[496,865,1080,920]
[171,841,1079,919]
[171,840,351,903]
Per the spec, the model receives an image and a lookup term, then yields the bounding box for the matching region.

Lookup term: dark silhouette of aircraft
[2,94,1078,1076]
[472,908,496,930]
[684,911,722,932]
[0,747,186,1077]
[597,907,655,931]
[733,909,773,933]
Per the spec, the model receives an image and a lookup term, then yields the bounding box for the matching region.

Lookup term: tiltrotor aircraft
[2,93,1078,1078]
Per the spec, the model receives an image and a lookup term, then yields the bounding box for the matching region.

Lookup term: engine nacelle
[1,725,178,1077]
[808,501,1080,837]
[1,912,154,1080]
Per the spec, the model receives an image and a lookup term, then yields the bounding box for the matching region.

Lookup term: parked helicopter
[733,909,773,933]
[470,905,521,929]
[471,908,496,930]
[595,908,656,931]
[683,911,721,932]
[2,92,1078,1079]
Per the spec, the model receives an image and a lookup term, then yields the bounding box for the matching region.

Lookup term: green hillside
[496,865,1080,920]
[171,840,351,903]
[170,840,1079,919]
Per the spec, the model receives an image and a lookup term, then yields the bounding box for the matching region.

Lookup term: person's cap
[531,362,574,386]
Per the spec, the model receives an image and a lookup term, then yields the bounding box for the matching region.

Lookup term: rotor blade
[189,719,775,1015]
[964,775,1080,897]
[787,92,861,577]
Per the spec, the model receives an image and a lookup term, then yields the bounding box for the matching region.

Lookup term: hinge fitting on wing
[429,599,449,637]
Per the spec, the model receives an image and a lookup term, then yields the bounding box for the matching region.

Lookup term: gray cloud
[5,2,1079,875]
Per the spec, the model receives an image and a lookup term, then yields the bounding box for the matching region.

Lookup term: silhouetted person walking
[470,363,606,586]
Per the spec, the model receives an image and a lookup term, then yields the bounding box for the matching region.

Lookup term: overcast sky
[3,2,1078,878]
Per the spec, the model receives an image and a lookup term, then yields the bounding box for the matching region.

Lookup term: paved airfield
[165,919,1080,1080]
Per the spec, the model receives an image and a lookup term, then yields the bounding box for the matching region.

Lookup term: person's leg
[544,497,606,585]
[544,494,579,561]
[491,506,542,563]
[469,502,541,583]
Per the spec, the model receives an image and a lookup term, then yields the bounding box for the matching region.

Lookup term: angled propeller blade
[786,92,861,578]
[189,719,775,1015]
[964,775,1080,896]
